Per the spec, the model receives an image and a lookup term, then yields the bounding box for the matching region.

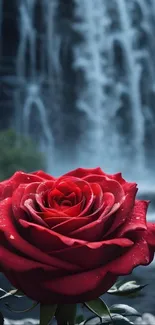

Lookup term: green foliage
[40,304,57,325]
[85,298,112,320]
[0,129,45,180]
[108,280,148,297]
[55,304,77,325]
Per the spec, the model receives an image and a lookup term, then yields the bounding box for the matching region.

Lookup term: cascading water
[116,0,145,167]
[1,0,155,182]
[14,0,55,171]
[73,0,107,166]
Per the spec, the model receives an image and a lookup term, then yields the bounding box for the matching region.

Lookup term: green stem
[40,304,57,325]
[55,304,77,325]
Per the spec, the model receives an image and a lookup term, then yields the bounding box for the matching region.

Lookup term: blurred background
[1,0,155,323]
[1,0,155,183]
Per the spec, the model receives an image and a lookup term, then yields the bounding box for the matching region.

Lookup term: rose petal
[59,199,85,217]
[36,269,117,304]
[69,193,116,241]
[108,238,153,274]
[32,170,55,180]
[43,216,71,228]
[36,181,55,196]
[103,184,138,238]
[90,183,104,210]
[115,200,148,238]
[52,238,133,268]
[35,181,56,210]
[61,167,105,179]
[12,183,40,219]
[54,180,78,196]
[35,183,70,217]
[51,215,91,235]
[110,172,138,194]
[21,182,40,197]
[81,192,112,221]
[0,198,80,271]
[11,184,28,220]
[59,192,77,206]
[0,245,58,273]
[83,175,125,203]
[23,197,49,227]
[48,188,66,209]
[39,209,69,219]
[0,171,45,201]
[56,178,94,217]
[18,219,88,252]
[49,181,84,210]
[47,193,112,234]
[2,264,117,304]
[146,222,155,248]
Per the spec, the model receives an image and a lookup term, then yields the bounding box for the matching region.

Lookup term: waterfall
[73,0,129,170]
[73,0,106,166]
[72,0,155,180]
[116,0,145,169]
[0,0,155,183]
[13,0,61,171]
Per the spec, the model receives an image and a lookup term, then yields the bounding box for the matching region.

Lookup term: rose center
[49,191,76,210]
[60,199,72,207]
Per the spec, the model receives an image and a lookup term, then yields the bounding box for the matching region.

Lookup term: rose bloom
[0,167,155,304]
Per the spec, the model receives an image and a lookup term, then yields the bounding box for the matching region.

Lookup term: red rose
[0,167,154,304]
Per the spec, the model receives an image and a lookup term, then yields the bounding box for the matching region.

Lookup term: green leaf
[55,304,77,325]
[76,314,85,323]
[108,280,147,297]
[119,281,144,290]
[79,314,134,325]
[85,298,113,323]
[13,289,25,297]
[5,301,38,313]
[40,304,57,325]
[0,288,23,300]
[110,280,125,290]
[110,304,140,316]
[83,316,101,325]
[102,314,134,324]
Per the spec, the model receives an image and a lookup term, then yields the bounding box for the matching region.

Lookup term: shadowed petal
[146,222,155,249]
[52,238,133,268]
